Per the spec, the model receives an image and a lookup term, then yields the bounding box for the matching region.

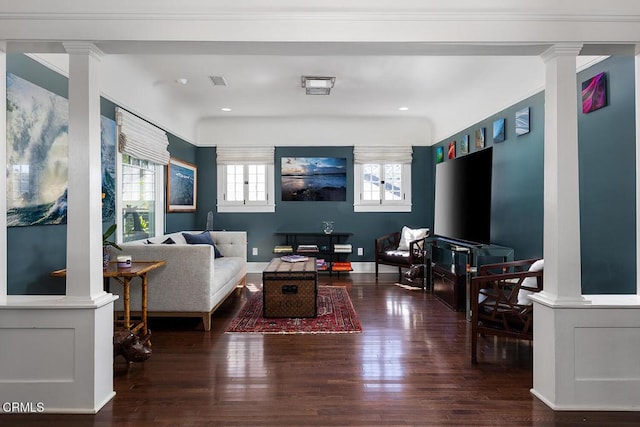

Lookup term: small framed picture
[167,157,197,212]
[460,135,469,154]
[475,128,486,149]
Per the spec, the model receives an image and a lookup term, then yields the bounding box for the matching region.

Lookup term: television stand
[426,236,514,319]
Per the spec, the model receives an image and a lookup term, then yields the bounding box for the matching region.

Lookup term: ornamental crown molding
[540,44,584,62]
[63,42,105,58]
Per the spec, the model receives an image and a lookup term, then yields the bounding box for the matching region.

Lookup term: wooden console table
[51,260,166,337]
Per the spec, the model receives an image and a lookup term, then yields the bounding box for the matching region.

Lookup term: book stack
[331,261,353,272]
[297,244,319,253]
[274,245,293,254]
[280,254,309,263]
[333,243,353,253]
[316,259,328,271]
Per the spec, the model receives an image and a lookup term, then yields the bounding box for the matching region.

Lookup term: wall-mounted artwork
[6,73,69,227]
[582,71,607,114]
[493,118,506,143]
[515,107,530,136]
[460,135,469,155]
[435,146,444,164]
[475,128,486,149]
[167,157,197,212]
[101,116,117,220]
[281,157,346,201]
[7,73,118,227]
[448,141,456,159]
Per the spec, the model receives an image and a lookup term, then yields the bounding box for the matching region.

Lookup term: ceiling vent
[209,75,228,86]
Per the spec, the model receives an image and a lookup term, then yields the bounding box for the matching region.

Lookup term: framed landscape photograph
[281,157,346,201]
[167,157,197,212]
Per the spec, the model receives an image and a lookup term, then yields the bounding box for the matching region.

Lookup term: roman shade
[116,107,170,165]
[216,146,275,165]
[353,146,413,164]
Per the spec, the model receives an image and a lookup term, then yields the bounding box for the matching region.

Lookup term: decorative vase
[322,221,334,234]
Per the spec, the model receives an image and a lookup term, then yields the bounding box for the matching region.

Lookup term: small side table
[51,260,166,337]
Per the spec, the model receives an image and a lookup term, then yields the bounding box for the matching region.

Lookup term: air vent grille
[209,75,228,86]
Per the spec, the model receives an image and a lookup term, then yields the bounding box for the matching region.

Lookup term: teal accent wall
[577,57,636,294]
[193,145,433,263]
[432,56,636,294]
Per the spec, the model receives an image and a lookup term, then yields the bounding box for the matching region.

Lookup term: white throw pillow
[397,226,429,251]
[517,259,544,305]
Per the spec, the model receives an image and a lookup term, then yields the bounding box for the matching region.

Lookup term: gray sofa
[109,230,247,331]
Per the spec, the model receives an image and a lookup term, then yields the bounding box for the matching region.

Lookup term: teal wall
[433,56,636,294]
[193,145,433,263]
[577,57,636,294]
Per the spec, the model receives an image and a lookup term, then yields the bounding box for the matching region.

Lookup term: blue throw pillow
[146,237,176,244]
[182,231,223,258]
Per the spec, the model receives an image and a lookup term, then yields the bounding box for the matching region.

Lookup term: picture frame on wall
[515,107,530,136]
[167,157,197,212]
[460,135,469,154]
[475,128,486,149]
[435,146,444,163]
[448,141,456,159]
[582,71,607,114]
[493,118,506,143]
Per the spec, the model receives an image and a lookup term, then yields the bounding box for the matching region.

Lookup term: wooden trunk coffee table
[262,257,318,318]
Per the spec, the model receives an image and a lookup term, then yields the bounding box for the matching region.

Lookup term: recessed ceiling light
[398,106,409,111]
[220,107,232,112]
[175,78,188,85]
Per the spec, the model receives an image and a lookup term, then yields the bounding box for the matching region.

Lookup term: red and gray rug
[225,286,362,334]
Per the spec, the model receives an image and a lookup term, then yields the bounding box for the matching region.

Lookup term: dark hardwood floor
[4,273,640,426]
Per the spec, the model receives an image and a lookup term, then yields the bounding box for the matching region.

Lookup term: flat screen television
[434,147,492,245]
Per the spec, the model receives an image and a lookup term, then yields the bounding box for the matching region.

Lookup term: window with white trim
[354,146,412,212]
[217,146,275,213]
[115,108,168,242]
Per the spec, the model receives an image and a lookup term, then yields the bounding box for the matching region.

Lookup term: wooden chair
[470,258,543,364]
[374,230,428,280]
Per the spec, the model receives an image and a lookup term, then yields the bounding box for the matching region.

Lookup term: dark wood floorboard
[4,273,640,426]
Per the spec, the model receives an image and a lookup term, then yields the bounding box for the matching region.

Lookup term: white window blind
[216,146,274,165]
[353,146,413,164]
[116,107,170,165]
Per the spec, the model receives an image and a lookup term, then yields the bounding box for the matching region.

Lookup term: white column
[636,45,640,295]
[0,41,6,301]
[539,44,585,303]
[63,42,105,298]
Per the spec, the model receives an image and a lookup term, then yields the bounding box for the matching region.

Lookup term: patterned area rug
[225,286,362,334]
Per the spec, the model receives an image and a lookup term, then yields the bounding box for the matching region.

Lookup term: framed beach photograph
[167,157,197,212]
[281,157,347,201]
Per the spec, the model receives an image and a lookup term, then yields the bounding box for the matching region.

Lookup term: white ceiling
[31,44,604,145]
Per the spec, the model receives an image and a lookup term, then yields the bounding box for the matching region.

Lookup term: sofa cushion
[398,226,429,250]
[517,259,544,305]
[183,231,223,258]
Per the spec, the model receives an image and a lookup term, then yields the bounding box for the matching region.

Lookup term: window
[217,146,275,213]
[115,107,169,243]
[117,153,165,242]
[354,146,412,212]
